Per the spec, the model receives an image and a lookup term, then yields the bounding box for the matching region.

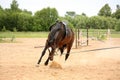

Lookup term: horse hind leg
[65,53,69,61]
[65,41,73,61]
[59,44,66,56]
[65,46,71,61]
[59,47,64,56]
[65,29,74,61]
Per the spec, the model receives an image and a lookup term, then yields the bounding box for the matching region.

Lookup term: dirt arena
[0,38,120,80]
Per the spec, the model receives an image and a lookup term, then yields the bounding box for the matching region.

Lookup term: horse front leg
[37,46,48,65]
[44,57,49,66]
[44,48,55,65]
[44,48,51,66]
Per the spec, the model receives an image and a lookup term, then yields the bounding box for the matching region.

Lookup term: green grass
[0,32,49,43]
[0,32,49,38]
[111,33,120,38]
[0,29,119,39]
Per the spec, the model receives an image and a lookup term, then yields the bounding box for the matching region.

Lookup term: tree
[81,13,86,16]
[89,16,102,29]
[0,5,3,10]
[0,0,22,31]
[89,16,117,29]
[23,9,32,15]
[115,19,120,31]
[74,15,88,28]
[98,4,112,17]
[10,0,21,12]
[17,12,33,31]
[34,7,59,31]
[0,5,3,30]
[65,11,76,17]
[112,5,120,19]
[64,14,88,29]
[0,0,35,31]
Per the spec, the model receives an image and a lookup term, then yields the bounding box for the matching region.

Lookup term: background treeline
[0,0,120,32]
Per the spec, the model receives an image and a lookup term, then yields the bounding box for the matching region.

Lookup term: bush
[13,27,17,32]
[115,20,120,31]
[2,26,6,32]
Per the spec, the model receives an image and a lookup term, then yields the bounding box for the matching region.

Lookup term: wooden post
[78,29,80,46]
[87,25,89,46]
[75,28,78,48]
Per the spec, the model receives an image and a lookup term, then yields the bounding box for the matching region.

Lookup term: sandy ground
[0,38,120,80]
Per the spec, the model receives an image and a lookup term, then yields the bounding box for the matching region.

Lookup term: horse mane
[49,21,67,40]
[49,21,66,31]
[49,23,55,31]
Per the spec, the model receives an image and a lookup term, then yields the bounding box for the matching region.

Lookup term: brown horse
[37,21,74,66]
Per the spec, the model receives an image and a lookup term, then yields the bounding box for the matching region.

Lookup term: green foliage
[0,1,120,32]
[0,7,5,30]
[115,19,120,31]
[64,11,77,27]
[64,14,89,29]
[10,0,21,12]
[34,7,59,31]
[75,15,89,28]
[59,17,74,29]
[0,0,33,31]
[13,27,17,32]
[98,4,111,17]
[0,0,21,31]
[81,13,86,16]
[65,11,76,17]
[0,3,59,31]
[89,16,117,29]
[2,26,7,32]
[17,12,33,31]
[112,5,120,19]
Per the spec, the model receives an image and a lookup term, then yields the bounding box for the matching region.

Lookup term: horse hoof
[50,59,53,61]
[35,64,39,67]
[65,54,69,61]
[44,62,48,66]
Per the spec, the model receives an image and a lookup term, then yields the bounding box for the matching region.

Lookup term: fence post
[75,28,78,48]
[78,29,80,46]
[87,25,89,46]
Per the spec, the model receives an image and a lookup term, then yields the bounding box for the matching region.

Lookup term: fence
[75,28,111,48]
